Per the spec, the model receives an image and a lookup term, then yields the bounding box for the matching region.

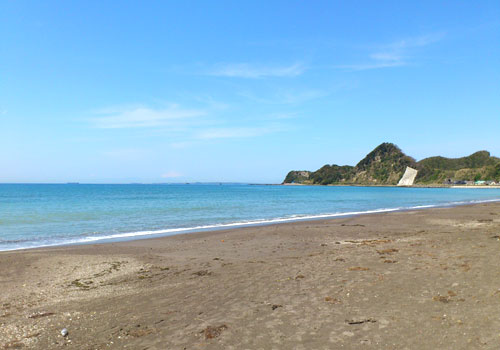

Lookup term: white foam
[2,198,500,252]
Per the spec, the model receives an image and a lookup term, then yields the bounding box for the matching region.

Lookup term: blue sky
[1,1,499,183]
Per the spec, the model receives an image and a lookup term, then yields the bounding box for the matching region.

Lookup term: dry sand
[2,202,500,349]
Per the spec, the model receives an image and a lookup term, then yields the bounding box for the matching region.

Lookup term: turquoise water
[1,184,500,251]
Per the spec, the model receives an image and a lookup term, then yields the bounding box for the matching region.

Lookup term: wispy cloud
[337,33,445,71]
[209,63,305,78]
[90,105,205,129]
[90,103,288,143]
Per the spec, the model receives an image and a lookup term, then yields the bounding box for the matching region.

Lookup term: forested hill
[283,143,500,185]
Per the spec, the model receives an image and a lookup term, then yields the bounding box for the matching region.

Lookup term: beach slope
[2,202,500,349]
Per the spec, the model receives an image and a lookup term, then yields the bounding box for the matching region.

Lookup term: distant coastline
[282,182,500,189]
[451,185,500,189]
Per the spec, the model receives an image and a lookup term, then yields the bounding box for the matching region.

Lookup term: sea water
[1,183,500,251]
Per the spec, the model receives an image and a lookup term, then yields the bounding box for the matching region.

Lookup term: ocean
[1,183,500,251]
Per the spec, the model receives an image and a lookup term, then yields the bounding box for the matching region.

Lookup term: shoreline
[451,185,500,189]
[3,197,500,253]
[3,201,500,348]
[283,182,500,188]
[3,201,500,349]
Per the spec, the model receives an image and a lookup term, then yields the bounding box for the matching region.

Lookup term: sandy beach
[2,202,500,349]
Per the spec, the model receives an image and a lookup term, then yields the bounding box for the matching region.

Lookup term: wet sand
[2,202,500,349]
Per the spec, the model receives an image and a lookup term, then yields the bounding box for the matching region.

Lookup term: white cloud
[209,63,305,78]
[161,171,182,178]
[338,33,444,71]
[91,105,205,129]
[89,104,286,143]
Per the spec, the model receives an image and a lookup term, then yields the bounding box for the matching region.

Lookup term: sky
[1,1,499,183]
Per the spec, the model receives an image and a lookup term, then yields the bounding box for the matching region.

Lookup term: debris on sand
[202,325,228,339]
[271,304,282,310]
[348,267,370,271]
[61,328,68,337]
[346,318,376,325]
[324,296,341,304]
[27,311,54,319]
[460,263,471,272]
[377,248,399,255]
[433,295,450,303]
[345,239,392,246]
[70,279,94,290]
[193,270,212,277]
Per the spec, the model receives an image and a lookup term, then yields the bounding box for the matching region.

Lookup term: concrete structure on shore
[397,166,418,186]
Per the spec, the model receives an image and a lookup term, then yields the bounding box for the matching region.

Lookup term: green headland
[283,143,500,186]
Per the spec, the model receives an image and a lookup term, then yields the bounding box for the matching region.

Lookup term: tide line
[1,198,499,252]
